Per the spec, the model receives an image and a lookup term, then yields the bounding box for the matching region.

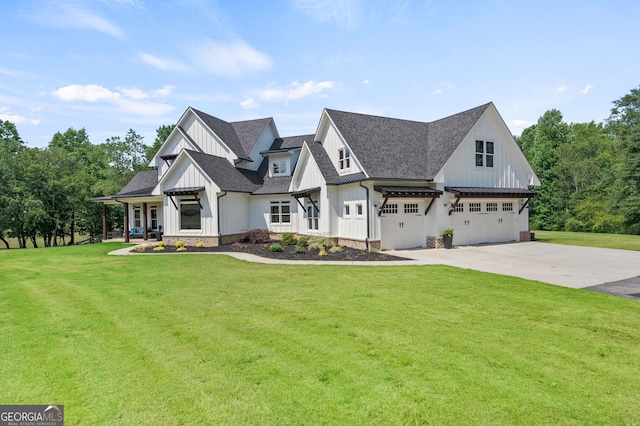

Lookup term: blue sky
[1,0,639,148]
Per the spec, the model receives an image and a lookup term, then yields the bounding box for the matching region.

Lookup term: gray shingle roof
[252,176,293,194]
[186,150,261,193]
[325,103,491,180]
[305,141,342,184]
[191,108,272,161]
[118,171,158,196]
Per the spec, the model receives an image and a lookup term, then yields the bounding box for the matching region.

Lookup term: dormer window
[339,148,351,170]
[273,159,287,176]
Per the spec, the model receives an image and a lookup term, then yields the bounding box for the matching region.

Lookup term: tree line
[517,86,640,234]
[0,123,173,248]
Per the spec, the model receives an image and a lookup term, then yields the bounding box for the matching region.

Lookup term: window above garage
[475,140,494,168]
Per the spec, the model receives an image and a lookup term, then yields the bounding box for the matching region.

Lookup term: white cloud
[0,113,27,124]
[259,80,335,102]
[556,85,567,93]
[51,84,175,116]
[508,119,535,136]
[241,98,261,109]
[120,88,149,100]
[140,53,190,73]
[151,85,175,97]
[363,79,370,84]
[291,0,360,28]
[190,39,272,77]
[582,84,594,95]
[433,89,443,95]
[25,3,125,38]
[52,84,121,102]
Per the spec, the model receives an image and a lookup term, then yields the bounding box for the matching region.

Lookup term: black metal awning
[445,187,537,198]
[374,186,443,198]
[445,187,537,215]
[291,187,321,199]
[164,186,204,210]
[291,187,321,212]
[374,186,442,217]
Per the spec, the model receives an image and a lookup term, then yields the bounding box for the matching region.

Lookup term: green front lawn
[1,244,639,424]
[534,230,640,251]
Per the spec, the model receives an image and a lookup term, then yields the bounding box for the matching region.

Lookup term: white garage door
[380,200,426,250]
[450,200,518,245]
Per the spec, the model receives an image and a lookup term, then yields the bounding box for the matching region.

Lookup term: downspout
[359,181,370,251]
[216,191,228,240]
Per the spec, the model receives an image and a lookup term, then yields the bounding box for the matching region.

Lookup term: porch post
[143,202,148,240]
[124,202,130,243]
[102,203,108,240]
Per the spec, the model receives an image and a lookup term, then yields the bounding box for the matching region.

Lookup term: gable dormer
[315,109,366,177]
[260,135,309,178]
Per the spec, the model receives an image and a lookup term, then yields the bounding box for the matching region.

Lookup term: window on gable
[270,201,291,224]
[272,159,287,176]
[339,148,351,170]
[180,201,201,230]
[475,140,494,168]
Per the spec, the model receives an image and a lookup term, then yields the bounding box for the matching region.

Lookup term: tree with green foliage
[0,121,27,248]
[608,86,640,234]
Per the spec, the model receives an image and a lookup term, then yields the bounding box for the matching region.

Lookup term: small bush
[175,240,185,248]
[308,236,335,251]
[329,245,343,253]
[134,245,145,253]
[177,246,187,252]
[319,248,328,256]
[153,246,165,252]
[158,241,165,247]
[269,243,284,252]
[297,236,310,247]
[242,229,270,244]
[294,246,306,254]
[282,232,297,245]
[196,241,205,248]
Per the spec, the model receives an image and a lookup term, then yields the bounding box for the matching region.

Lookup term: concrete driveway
[388,242,640,289]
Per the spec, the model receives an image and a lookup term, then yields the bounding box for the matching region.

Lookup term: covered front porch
[93,195,163,243]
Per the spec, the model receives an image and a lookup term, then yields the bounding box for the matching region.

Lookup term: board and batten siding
[155,134,199,177]
[290,149,329,234]
[182,113,236,164]
[160,159,217,236]
[435,108,532,188]
[248,195,299,233]
[318,119,365,176]
[336,183,368,239]
[218,192,251,235]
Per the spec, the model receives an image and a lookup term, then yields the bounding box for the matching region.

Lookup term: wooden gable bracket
[167,194,178,210]
[449,197,461,216]
[294,197,306,210]
[291,187,321,213]
[519,197,532,215]
[164,187,205,211]
[378,196,390,217]
[307,196,320,213]
[424,197,437,216]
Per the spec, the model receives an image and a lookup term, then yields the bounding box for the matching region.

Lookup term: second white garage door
[449,200,518,245]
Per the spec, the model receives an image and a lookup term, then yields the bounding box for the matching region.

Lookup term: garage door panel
[380,200,426,250]
[449,200,518,245]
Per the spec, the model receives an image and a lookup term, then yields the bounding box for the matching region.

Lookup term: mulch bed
[132,241,408,262]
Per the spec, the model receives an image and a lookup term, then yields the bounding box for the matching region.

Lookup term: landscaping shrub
[242,229,270,244]
[329,245,343,253]
[196,242,205,248]
[134,245,145,253]
[319,248,328,256]
[158,241,165,247]
[308,236,335,251]
[282,232,297,245]
[177,246,187,252]
[152,246,165,251]
[297,236,310,247]
[175,240,184,248]
[294,246,306,254]
[269,243,283,252]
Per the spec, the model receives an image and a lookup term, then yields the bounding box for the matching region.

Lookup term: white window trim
[180,200,202,231]
[272,158,288,177]
[338,147,351,171]
[270,201,291,225]
[356,203,364,217]
[475,140,495,168]
[344,203,351,218]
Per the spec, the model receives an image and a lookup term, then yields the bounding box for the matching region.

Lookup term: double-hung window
[338,148,351,170]
[307,203,319,230]
[475,140,494,168]
[150,207,158,229]
[272,159,287,176]
[270,201,291,224]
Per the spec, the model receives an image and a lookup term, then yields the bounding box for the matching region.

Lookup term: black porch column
[143,202,148,240]
[102,203,108,240]
[124,202,130,243]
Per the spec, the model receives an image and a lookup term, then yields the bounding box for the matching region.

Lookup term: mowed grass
[534,230,640,251]
[1,244,639,424]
